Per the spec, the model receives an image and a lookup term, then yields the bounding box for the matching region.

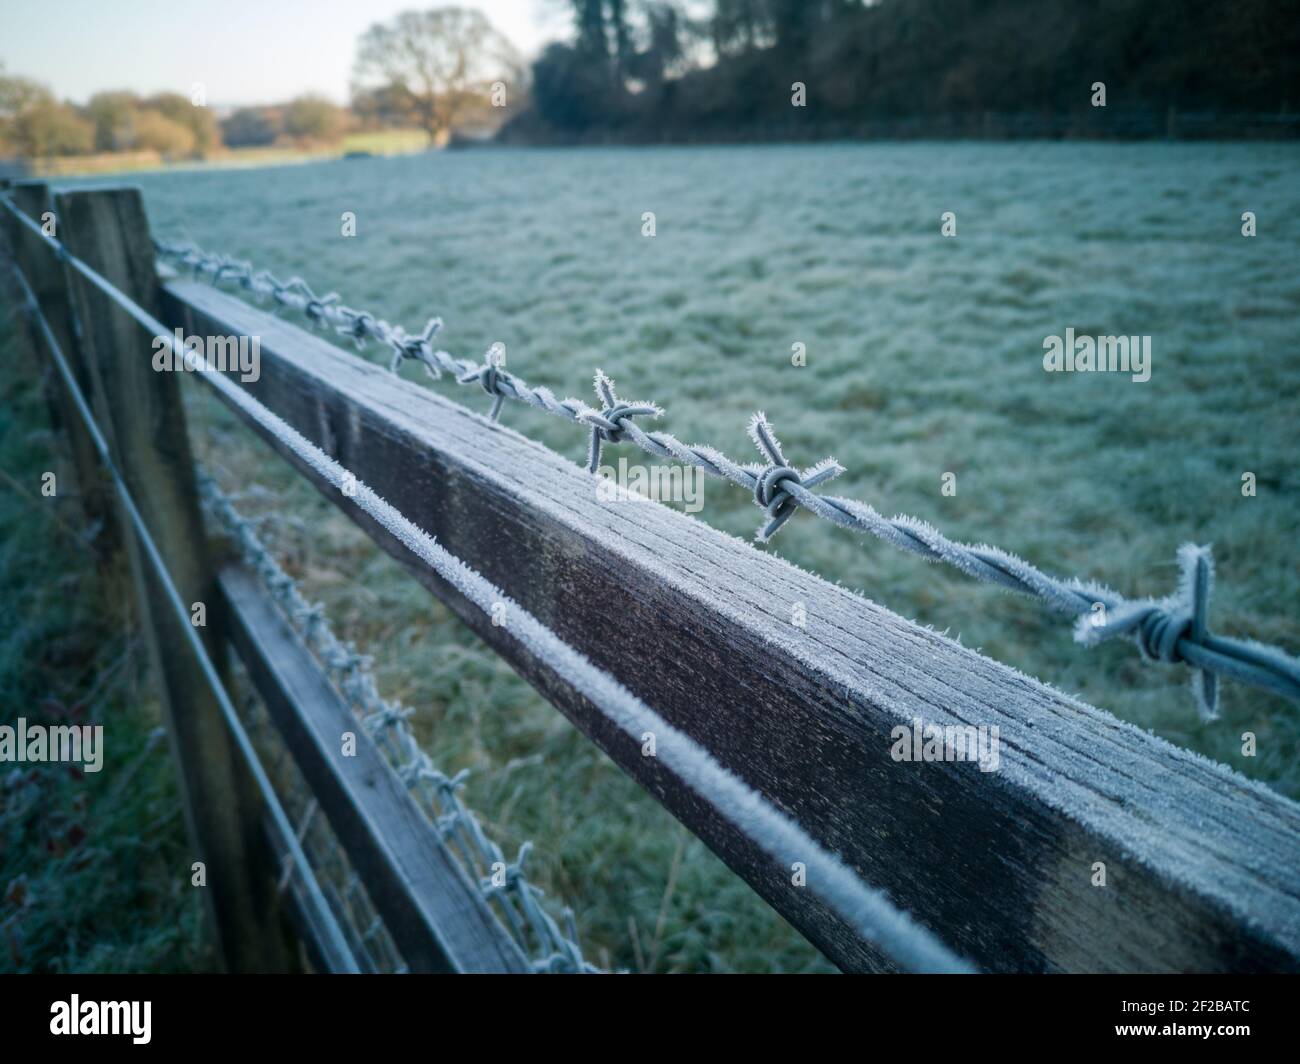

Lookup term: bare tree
[351,7,524,144]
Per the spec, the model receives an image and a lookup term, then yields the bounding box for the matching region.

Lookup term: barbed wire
[199,471,601,973]
[157,238,1300,720]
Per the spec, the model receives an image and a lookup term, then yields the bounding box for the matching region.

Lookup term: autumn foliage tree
[283,94,347,144]
[350,7,524,144]
[1,67,221,161]
[0,68,92,158]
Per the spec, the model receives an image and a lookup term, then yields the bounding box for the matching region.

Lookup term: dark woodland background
[505,0,1300,141]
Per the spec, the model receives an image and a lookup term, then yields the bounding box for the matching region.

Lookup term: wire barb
[747,412,844,541]
[581,369,660,473]
[458,343,514,421]
[1078,544,1222,719]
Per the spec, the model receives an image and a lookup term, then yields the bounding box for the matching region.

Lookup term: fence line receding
[3,181,1299,975]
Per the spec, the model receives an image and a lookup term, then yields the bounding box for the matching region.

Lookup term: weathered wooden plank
[164,278,1300,973]
[218,563,532,974]
[54,189,294,973]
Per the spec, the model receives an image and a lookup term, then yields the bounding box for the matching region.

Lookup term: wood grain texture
[164,278,1300,974]
[54,190,293,973]
[219,563,531,973]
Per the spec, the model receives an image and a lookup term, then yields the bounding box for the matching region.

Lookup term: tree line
[0,75,212,160]
[0,7,521,161]
[5,1,1297,161]
[507,0,1300,140]
[0,70,358,161]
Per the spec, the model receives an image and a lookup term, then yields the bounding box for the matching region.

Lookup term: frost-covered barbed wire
[157,237,1300,720]
[199,472,600,973]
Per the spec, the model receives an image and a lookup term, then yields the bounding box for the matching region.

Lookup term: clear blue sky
[0,0,566,106]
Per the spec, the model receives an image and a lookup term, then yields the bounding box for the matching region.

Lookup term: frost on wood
[178,338,974,975]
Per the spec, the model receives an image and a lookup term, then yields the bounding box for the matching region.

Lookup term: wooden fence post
[4,181,121,561]
[53,186,294,972]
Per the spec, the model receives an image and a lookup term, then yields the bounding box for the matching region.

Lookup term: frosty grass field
[67,141,1300,971]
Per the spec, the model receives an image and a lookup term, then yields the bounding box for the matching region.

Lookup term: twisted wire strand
[199,473,600,973]
[153,236,1300,720]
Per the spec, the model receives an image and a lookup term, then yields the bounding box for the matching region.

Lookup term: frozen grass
[0,312,211,973]
[53,141,1300,969]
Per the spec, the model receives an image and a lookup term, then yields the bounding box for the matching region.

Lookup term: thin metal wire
[239,688,408,973]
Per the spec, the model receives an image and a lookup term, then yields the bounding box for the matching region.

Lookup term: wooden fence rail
[4,180,1299,973]
[219,563,531,973]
